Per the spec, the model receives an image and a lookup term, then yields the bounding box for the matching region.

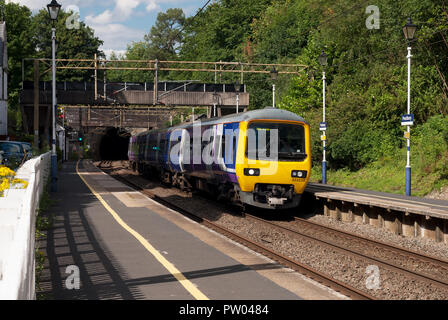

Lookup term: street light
[402,17,417,196]
[270,67,278,108]
[48,0,61,192]
[319,50,328,184]
[235,80,241,114]
[47,0,61,20]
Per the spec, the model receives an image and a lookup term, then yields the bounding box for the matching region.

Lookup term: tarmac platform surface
[37,160,342,300]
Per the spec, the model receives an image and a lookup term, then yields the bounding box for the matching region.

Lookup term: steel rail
[244,213,448,290]
[293,216,448,268]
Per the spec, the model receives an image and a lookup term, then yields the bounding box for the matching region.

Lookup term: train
[128,107,311,209]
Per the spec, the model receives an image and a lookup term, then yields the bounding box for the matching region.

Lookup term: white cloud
[103,49,126,59]
[85,9,113,25]
[145,0,160,13]
[90,22,145,56]
[8,0,204,57]
[85,0,153,25]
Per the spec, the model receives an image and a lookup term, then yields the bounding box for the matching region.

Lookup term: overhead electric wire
[172,0,212,42]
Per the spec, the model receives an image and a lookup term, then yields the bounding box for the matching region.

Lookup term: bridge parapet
[20,81,249,107]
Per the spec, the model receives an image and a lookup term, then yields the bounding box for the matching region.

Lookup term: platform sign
[401,114,414,126]
[319,122,327,131]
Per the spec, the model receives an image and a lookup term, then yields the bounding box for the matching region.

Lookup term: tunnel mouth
[99,127,130,160]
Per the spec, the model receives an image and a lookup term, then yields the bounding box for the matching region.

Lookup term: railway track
[96,161,448,299]
[245,214,448,290]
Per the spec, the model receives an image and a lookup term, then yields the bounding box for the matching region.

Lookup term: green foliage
[311,115,448,196]
[31,9,104,81]
[144,8,186,60]
[330,121,397,170]
[2,1,35,111]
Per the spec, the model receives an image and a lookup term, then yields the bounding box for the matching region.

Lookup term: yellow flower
[0,178,9,196]
[0,166,15,178]
[11,178,28,189]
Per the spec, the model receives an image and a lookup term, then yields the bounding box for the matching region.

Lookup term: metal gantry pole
[322,71,327,184]
[405,46,412,196]
[51,27,58,192]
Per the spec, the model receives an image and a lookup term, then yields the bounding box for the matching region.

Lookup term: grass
[35,182,56,300]
[310,148,448,197]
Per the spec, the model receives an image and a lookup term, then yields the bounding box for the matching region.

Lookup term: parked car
[0,141,28,168]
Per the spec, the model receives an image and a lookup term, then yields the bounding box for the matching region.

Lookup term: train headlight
[291,170,307,178]
[244,168,260,176]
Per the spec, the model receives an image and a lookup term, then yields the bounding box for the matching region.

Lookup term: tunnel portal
[98,128,130,160]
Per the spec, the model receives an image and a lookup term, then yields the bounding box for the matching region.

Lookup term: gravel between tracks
[97,161,448,300]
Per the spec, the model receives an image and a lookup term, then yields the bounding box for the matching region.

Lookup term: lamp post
[270,67,278,108]
[402,17,417,196]
[318,50,328,184]
[235,80,241,114]
[47,0,61,192]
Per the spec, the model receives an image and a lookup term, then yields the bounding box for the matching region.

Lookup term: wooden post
[33,60,39,148]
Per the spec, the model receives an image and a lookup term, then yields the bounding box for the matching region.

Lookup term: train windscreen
[246,122,306,161]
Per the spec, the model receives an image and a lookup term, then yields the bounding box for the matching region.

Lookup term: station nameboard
[319,122,327,131]
[401,114,414,126]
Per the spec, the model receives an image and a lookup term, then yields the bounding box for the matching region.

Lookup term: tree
[31,8,104,81]
[144,8,186,60]
[1,1,35,111]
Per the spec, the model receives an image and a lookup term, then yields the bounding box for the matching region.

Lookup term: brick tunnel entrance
[98,127,130,160]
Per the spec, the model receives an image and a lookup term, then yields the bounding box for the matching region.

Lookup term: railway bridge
[19,80,249,160]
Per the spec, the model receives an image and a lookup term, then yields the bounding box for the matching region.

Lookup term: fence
[0,152,51,300]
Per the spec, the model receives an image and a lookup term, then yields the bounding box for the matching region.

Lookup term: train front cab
[235,119,311,209]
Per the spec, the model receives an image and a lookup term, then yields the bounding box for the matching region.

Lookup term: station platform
[305,183,448,243]
[306,183,448,218]
[37,160,342,300]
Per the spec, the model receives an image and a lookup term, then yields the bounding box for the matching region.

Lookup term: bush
[329,120,396,170]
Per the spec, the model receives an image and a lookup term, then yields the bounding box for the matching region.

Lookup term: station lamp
[270,67,278,108]
[212,91,220,117]
[318,51,328,66]
[235,80,241,114]
[47,0,61,192]
[402,17,417,196]
[402,17,417,42]
[319,50,328,184]
[47,0,61,23]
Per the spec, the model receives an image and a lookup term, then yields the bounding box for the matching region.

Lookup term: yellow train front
[234,108,311,209]
[129,107,311,210]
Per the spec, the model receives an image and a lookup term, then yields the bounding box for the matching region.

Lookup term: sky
[7,0,206,58]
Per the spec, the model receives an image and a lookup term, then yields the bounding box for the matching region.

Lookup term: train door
[217,122,239,173]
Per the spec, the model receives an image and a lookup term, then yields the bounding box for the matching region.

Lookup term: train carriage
[129,107,311,209]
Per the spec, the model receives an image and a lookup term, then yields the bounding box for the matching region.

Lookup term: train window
[246,122,306,161]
